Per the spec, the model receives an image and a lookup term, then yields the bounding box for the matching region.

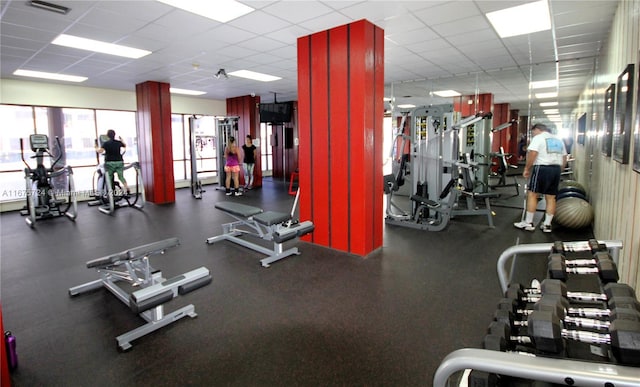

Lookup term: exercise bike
[19,134,77,228]
[88,135,145,215]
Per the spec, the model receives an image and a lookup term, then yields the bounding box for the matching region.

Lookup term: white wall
[0,78,226,115]
[572,0,640,294]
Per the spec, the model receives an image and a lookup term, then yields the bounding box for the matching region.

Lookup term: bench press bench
[206,201,315,267]
[69,237,212,351]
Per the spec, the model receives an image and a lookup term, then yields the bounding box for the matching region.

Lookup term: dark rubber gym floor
[1,175,592,386]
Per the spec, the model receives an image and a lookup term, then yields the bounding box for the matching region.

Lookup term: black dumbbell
[548,252,618,282]
[498,295,640,331]
[506,279,635,304]
[552,239,605,254]
[527,310,640,365]
[484,321,533,352]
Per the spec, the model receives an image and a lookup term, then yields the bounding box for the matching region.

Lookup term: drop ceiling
[0,0,617,126]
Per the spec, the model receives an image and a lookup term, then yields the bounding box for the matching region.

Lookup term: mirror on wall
[613,63,634,164]
[634,56,640,173]
[602,83,616,157]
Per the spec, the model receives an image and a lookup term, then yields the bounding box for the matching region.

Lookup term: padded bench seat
[214,202,263,217]
[253,211,290,226]
[85,237,180,269]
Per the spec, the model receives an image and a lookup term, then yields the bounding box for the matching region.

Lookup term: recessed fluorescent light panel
[157,0,254,23]
[397,104,416,109]
[13,69,87,82]
[540,102,558,107]
[169,88,206,96]
[30,0,70,14]
[543,109,559,114]
[433,90,461,97]
[530,79,558,89]
[228,70,281,82]
[535,92,558,99]
[486,0,551,38]
[52,34,151,59]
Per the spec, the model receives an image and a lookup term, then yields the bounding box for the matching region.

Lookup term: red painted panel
[309,31,330,246]
[328,25,350,252]
[1,304,10,387]
[348,20,370,255]
[297,36,313,241]
[373,25,385,252]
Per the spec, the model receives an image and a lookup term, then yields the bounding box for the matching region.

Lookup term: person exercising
[224,136,242,196]
[514,123,567,233]
[95,129,130,195]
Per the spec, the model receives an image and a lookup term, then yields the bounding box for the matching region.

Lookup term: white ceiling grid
[0,0,618,124]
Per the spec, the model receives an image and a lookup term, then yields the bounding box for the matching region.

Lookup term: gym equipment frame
[384,107,499,231]
[206,190,315,267]
[433,348,640,387]
[496,239,623,293]
[20,134,78,227]
[69,237,212,351]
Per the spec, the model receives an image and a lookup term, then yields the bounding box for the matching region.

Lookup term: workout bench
[69,237,212,351]
[206,201,315,267]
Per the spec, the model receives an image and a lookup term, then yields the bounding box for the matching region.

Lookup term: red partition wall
[135,81,175,204]
[297,19,384,256]
[1,304,10,387]
[508,109,520,164]
[227,95,263,188]
[454,93,494,116]
[493,103,510,153]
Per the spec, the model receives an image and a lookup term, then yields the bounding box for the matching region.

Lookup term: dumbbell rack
[433,239,640,387]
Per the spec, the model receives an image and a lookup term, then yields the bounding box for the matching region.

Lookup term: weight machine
[19,134,77,228]
[188,115,216,199]
[214,116,240,192]
[88,134,145,215]
[384,106,499,231]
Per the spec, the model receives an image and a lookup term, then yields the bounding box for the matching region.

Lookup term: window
[260,122,273,172]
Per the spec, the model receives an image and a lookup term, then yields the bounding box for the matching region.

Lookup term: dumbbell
[551,239,605,254]
[489,310,640,366]
[527,310,640,366]
[548,252,618,282]
[506,279,635,304]
[498,295,640,331]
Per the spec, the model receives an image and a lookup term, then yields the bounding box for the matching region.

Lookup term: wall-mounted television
[259,102,292,123]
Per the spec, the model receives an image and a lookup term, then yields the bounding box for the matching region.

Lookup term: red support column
[297,19,384,256]
[135,81,175,204]
[227,95,263,188]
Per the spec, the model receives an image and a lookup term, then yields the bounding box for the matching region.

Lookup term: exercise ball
[559,180,586,193]
[554,197,594,229]
[557,191,587,201]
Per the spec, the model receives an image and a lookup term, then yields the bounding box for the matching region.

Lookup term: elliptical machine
[20,134,77,228]
[88,134,145,215]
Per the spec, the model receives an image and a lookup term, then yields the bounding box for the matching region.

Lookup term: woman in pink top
[224,137,242,196]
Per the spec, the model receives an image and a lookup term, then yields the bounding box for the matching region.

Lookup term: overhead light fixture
[52,34,152,59]
[540,101,558,107]
[169,88,206,96]
[530,79,558,89]
[486,0,551,38]
[13,69,87,82]
[397,104,416,109]
[156,0,254,23]
[543,109,559,114]
[29,0,70,15]
[228,70,281,82]
[433,90,461,97]
[214,69,228,79]
[535,92,558,99]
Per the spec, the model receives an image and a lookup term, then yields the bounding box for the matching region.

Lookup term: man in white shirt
[514,123,568,233]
